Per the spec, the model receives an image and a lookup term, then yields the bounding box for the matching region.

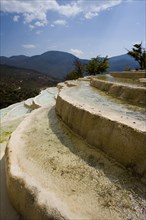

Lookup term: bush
[86,56,109,75]
[65,71,79,80]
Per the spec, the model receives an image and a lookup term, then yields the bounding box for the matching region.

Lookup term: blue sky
[0,0,145,59]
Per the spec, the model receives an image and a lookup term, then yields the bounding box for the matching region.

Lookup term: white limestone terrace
[90,75,146,106]
[6,104,146,220]
[33,87,58,107]
[0,102,31,220]
[110,70,146,79]
[95,74,145,87]
[0,101,29,122]
[0,87,58,220]
[58,81,146,131]
[56,80,146,178]
[24,97,34,108]
[0,87,58,122]
[2,76,146,219]
[24,87,58,110]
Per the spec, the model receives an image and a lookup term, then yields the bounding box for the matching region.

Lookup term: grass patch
[0,131,12,143]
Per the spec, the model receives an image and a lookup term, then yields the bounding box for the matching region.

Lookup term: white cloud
[77,0,122,19]
[35,21,47,27]
[1,0,122,27]
[36,30,42,35]
[53,19,67,26]
[1,0,54,27]
[58,2,82,17]
[13,15,20,22]
[70,49,84,57]
[29,24,35,30]
[22,44,36,49]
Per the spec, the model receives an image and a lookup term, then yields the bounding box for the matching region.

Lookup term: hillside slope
[0,65,58,108]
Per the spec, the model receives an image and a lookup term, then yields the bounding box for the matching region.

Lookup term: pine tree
[127,43,146,70]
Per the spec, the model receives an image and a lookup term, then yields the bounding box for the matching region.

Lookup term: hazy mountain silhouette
[108,54,139,71]
[0,51,139,80]
[0,51,79,80]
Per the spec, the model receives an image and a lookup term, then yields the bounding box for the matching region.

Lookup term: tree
[86,56,109,75]
[73,59,84,77]
[65,71,79,80]
[65,59,84,80]
[127,42,146,70]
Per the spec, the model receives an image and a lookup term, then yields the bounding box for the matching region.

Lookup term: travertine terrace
[1,72,146,219]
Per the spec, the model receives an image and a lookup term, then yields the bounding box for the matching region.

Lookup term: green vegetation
[127,42,146,70]
[65,71,79,80]
[0,131,12,143]
[86,56,109,75]
[0,65,57,109]
[65,56,109,80]
[73,59,84,78]
[65,59,84,80]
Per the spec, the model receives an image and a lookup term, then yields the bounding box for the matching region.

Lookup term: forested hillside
[0,65,58,108]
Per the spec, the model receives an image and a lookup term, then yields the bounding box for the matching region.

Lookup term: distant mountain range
[108,54,139,72]
[0,51,139,80]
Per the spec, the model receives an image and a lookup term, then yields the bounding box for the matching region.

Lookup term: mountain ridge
[0,51,140,79]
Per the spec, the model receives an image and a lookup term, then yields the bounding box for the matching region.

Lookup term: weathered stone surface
[3,76,146,219]
[90,78,146,106]
[1,88,58,219]
[5,105,146,220]
[110,70,146,79]
[56,82,146,179]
